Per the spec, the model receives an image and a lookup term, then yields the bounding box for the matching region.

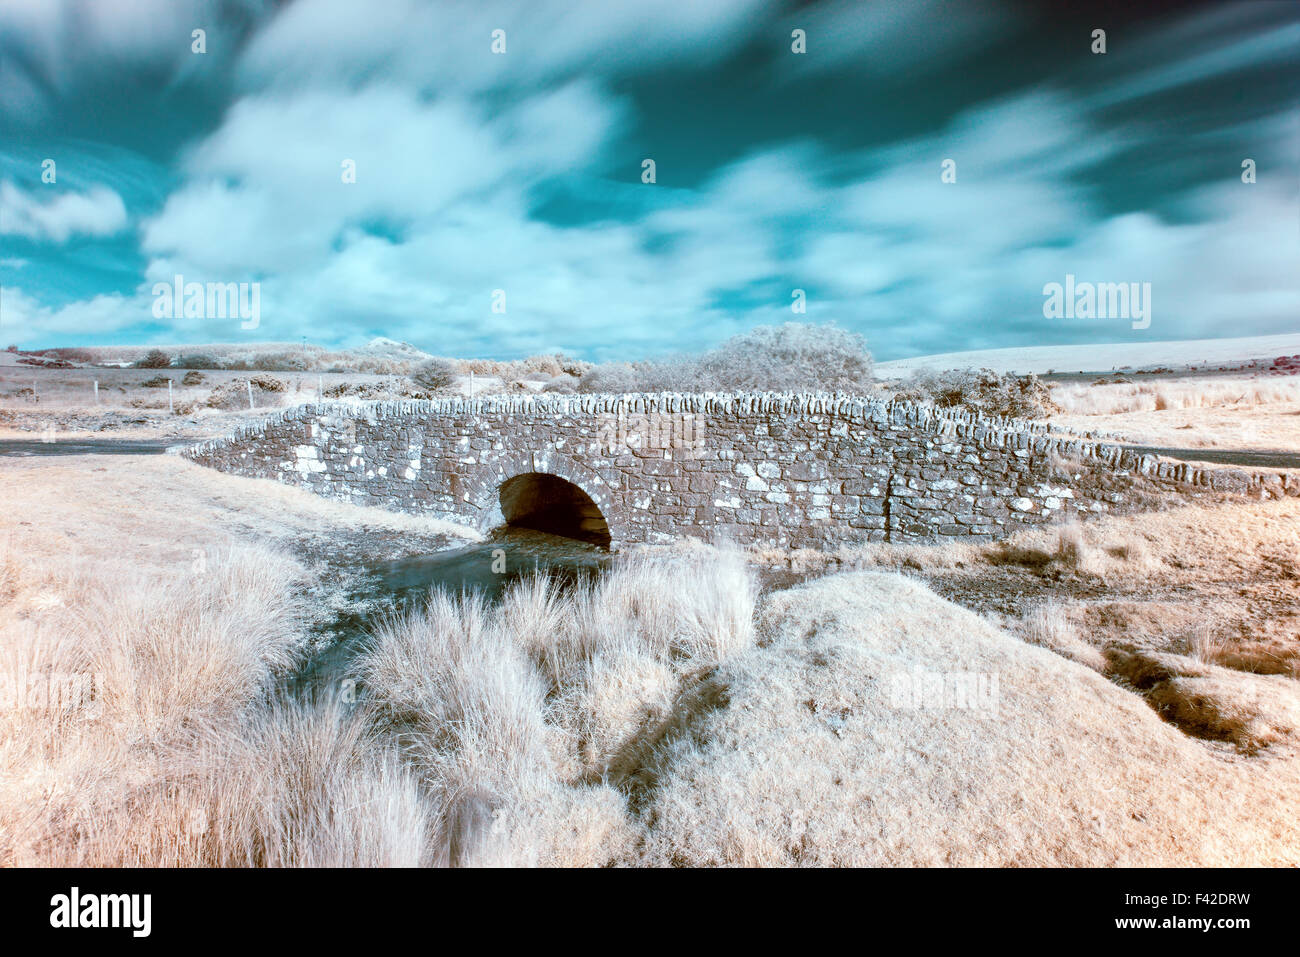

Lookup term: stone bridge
[181,393,1298,550]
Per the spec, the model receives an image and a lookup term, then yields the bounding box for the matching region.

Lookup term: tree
[137,349,172,369]
[410,357,460,391]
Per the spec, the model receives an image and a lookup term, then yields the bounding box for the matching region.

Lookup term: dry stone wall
[181,393,1300,549]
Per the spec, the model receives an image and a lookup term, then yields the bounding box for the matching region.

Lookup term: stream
[284,528,611,697]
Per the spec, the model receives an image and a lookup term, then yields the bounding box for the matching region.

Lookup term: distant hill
[876,333,1300,378]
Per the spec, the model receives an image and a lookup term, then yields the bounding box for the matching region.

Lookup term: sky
[0,0,1296,361]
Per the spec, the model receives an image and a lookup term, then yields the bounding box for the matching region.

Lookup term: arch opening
[498,472,611,547]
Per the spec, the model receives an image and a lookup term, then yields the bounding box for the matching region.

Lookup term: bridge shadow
[498,472,611,548]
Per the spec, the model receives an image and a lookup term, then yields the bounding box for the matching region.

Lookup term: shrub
[206,375,286,410]
[176,354,221,370]
[182,371,205,386]
[136,348,172,369]
[248,374,285,393]
[41,347,98,364]
[698,323,874,392]
[141,375,172,389]
[557,355,592,377]
[578,324,875,394]
[542,374,579,394]
[251,351,313,372]
[325,381,391,400]
[578,362,643,393]
[896,367,1059,419]
[411,358,460,392]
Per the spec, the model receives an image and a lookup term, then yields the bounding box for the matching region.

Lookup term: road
[0,438,176,456]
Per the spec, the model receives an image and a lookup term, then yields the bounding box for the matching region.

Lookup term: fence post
[248,379,255,410]
[168,379,174,414]
[93,380,99,404]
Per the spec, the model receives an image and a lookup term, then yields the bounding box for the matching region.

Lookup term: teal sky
[1,0,1297,361]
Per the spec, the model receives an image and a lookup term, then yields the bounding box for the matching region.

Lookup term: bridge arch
[468,450,621,548]
[497,473,611,546]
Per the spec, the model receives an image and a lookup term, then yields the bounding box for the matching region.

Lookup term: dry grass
[6,517,1299,866]
[632,572,1300,866]
[0,454,477,867]
[1187,621,1230,666]
[356,547,758,865]
[0,456,477,580]
[1050,523,1098,575]
[785,499,1299,677]
[758,517,1164,583]
[1048,374,1300,452]
[1109,649,1300,754]
[192,699,435,867]
[1020,602,1108,671]
[2,542,303,865]
[1053,376,1300,416]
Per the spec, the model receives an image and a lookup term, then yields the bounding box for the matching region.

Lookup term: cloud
[140,80,624,273]
[0,181,128,241]
[777,0,1014,81]
[237,0,768,95]
[0,286,139,343]
[1085,2,1300,109]
[0,0,267,123]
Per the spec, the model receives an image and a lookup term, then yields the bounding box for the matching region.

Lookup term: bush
[141,375,172,389]
[542,374,579,394]
[410,358,460,392]
[40,347,98,364]
[205,375,286,410]
[325,381,391,400]
[136,349,172,369]
[182,371,205,386]
[895,368,1059,419]
[577,362,643,393]
[248,374,286,393]
[251,351,313,372]
[578,323,875,394]
[176,354,221,370]
[698,323,874,392]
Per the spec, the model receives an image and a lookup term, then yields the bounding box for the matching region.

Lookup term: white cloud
[237,0,768,95]
[0,181,128,241]
[142,82,623,274]
[0,286,139,343]
[0,0,266,120]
